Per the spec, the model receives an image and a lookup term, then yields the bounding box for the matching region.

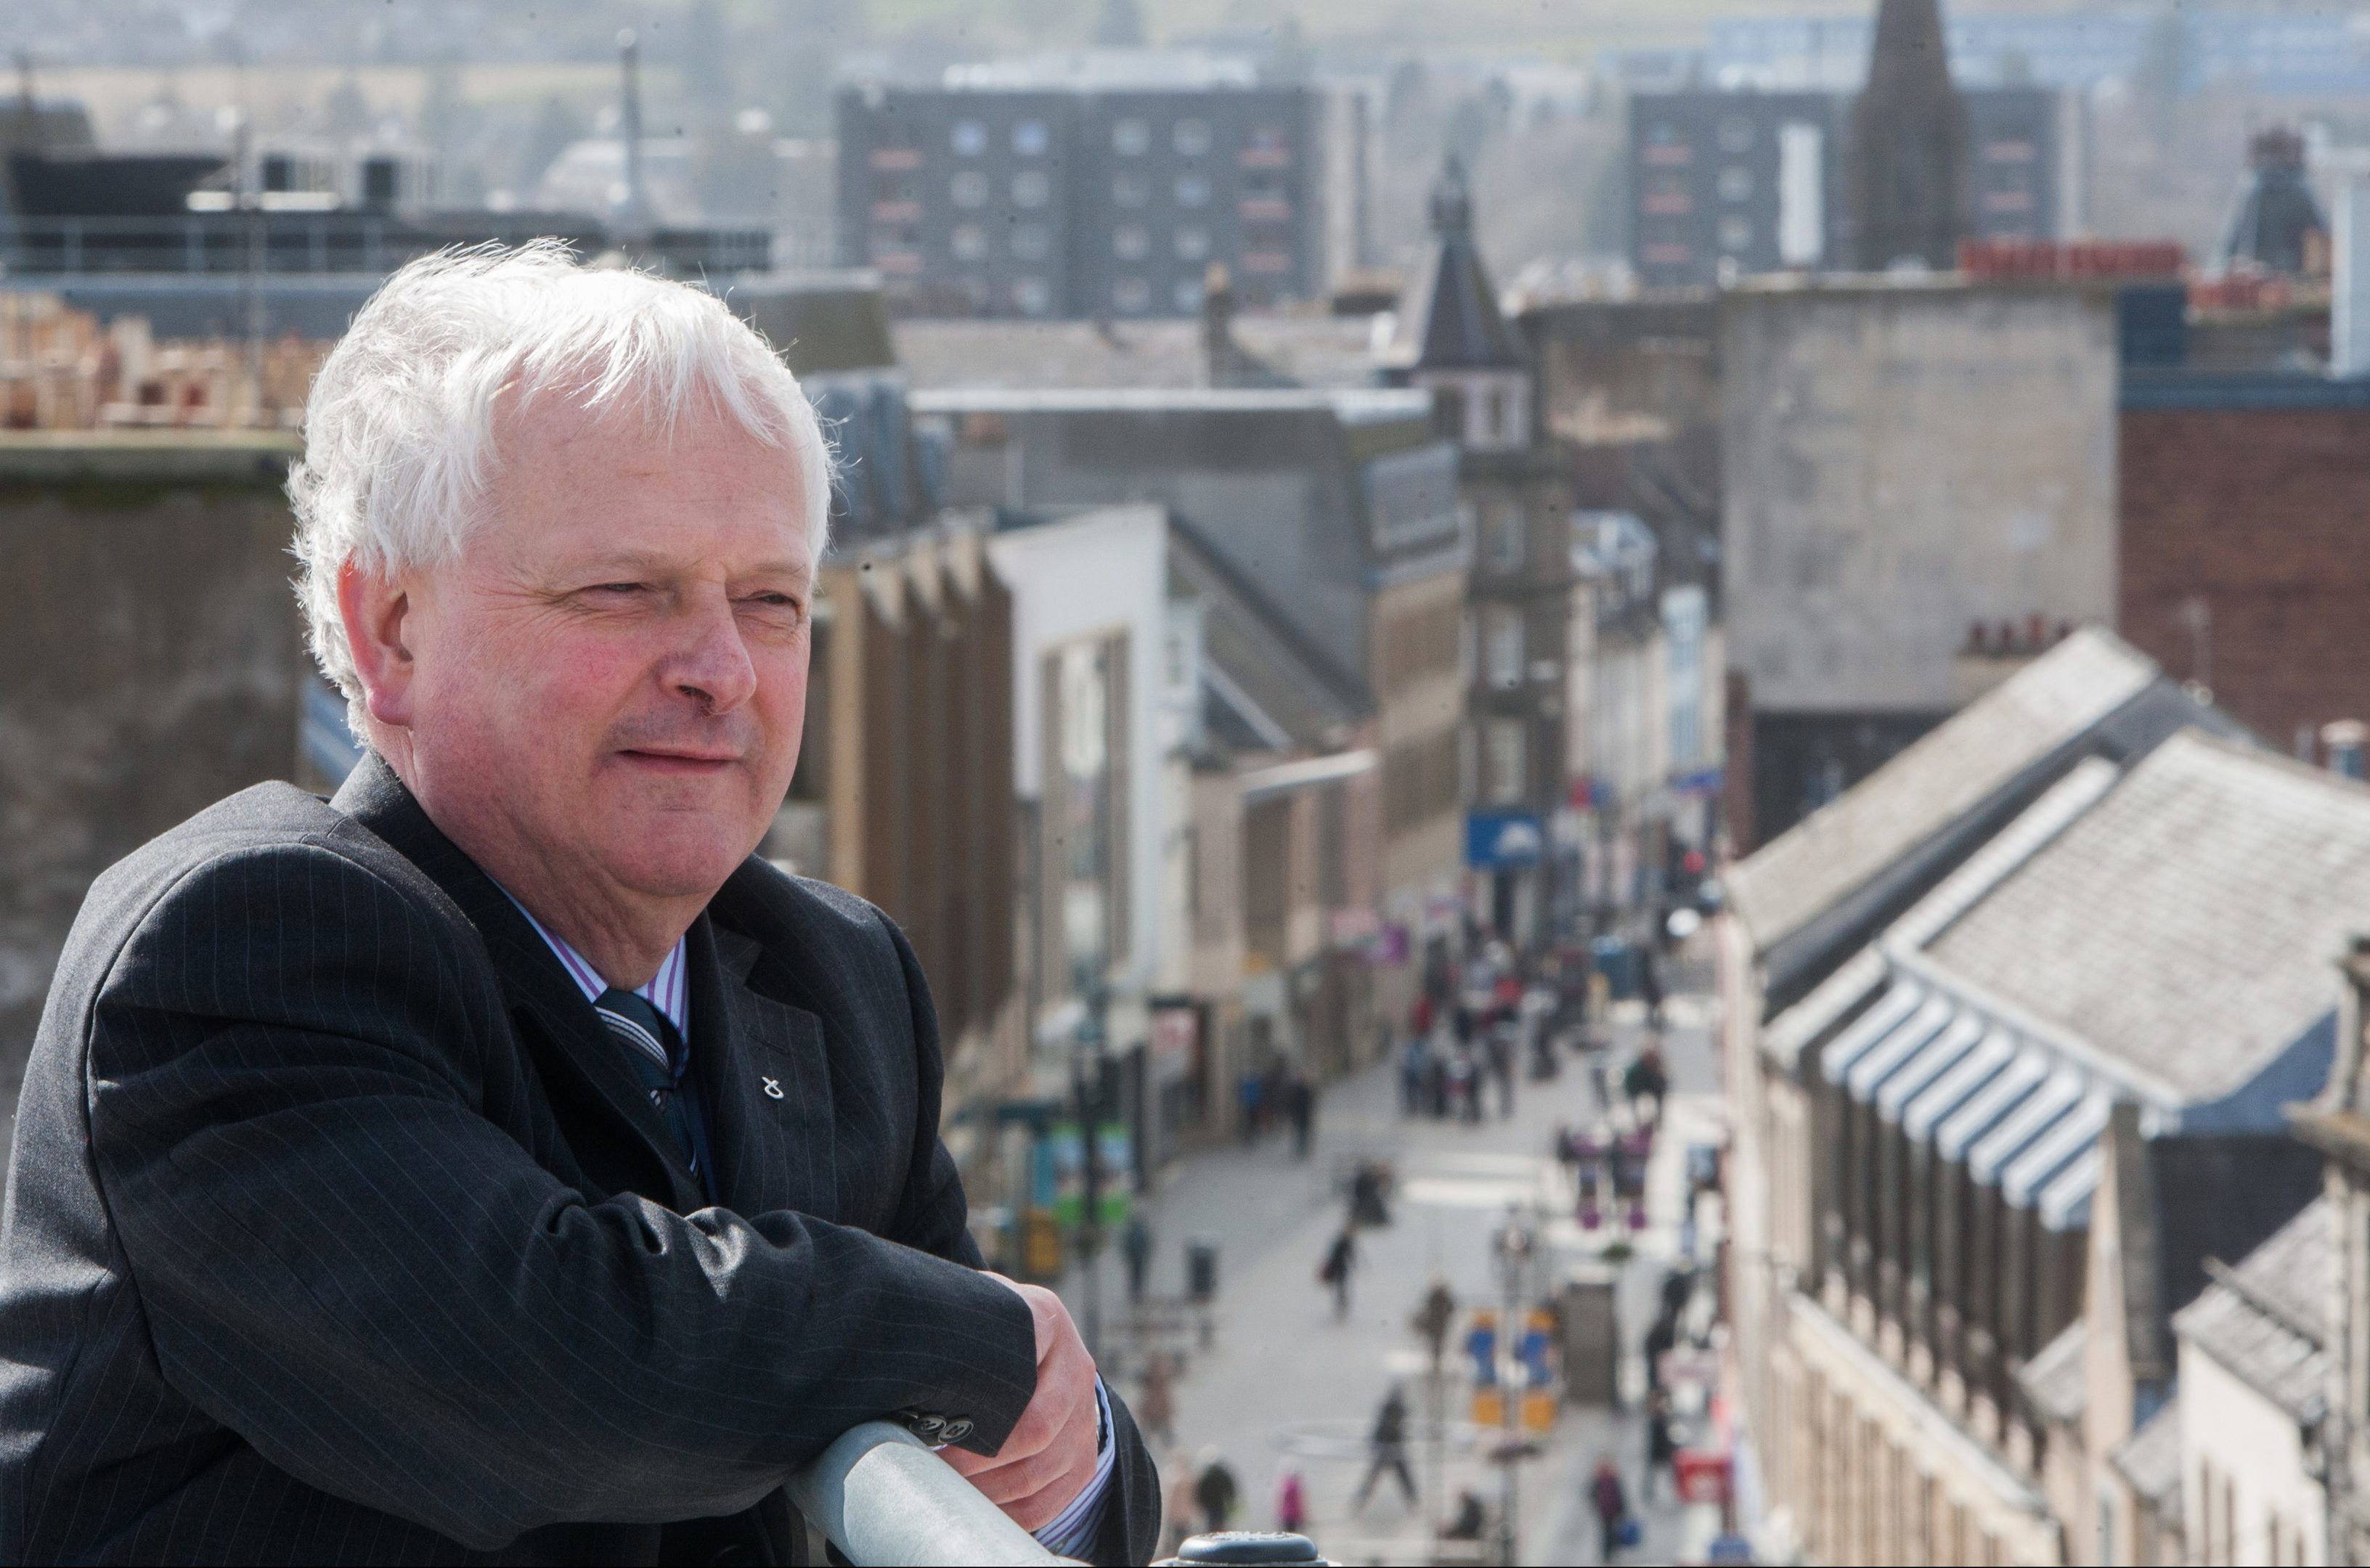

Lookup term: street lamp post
[1075,986,1109,1365]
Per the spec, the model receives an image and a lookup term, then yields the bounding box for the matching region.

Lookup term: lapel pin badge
[762,1075,785,1101]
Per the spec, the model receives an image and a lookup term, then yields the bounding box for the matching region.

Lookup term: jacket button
[906,1412,946,1440]
[940,1418,973,1444]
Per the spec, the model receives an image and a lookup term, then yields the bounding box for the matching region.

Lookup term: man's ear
[337,560,418,730]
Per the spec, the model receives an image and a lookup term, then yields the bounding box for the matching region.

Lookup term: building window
[1484,608,1524,690]
[1114,171,1149,206]
[1013,119,1049,157]
[1113,276,1152,313]
[1243,124,1291,166]
[1489,502,1525,570]
[950,223,988,261]
[950,170,990,208]
[1174,224,1211,261]
[1113,224,1151,260]
[951,120,987,157]
[1012,277,1051,316]
[1112,117,1151,156]
[1719,166,1754,202]
[1719,215,1754,253]
[1174,173,1211,208]
[1718,115,1755,152]
[1012,170,1051,208]
[1173,277,1205,312]
[1010,223,1050,260]
[1485,385,1510,444]
[1483,719,1527,806]
[1173,118,1213,157]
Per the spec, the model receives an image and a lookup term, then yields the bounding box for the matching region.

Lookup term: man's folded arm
[86,843,1039,1551]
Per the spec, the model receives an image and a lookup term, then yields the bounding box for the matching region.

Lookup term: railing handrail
[784,1418,1066,1567]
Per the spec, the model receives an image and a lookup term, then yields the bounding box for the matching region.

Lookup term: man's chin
[599,819,765,902]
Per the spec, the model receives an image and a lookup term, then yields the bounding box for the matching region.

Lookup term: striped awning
[2003,1095,2112,1219]
[1902,1029,2017,1142]
[1844,997,1955,1101]
[1820,984,1926,1085]
[1969,1071,2087,1185]
[1876,1015,1987,1122]
[1935,1050,2052,1164]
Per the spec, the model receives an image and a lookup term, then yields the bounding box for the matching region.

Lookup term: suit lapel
[330,754,705,1212]
[696,923,839,1222]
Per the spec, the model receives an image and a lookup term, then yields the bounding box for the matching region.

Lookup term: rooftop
[2174,1197,2329,1421]
[893,315,1383,395]
[1920,732,2370,1103]
[1170,516,1372,754]
[1727,627,2161,956]
[2109,1400,2183,1505]
[910,385,1430,423]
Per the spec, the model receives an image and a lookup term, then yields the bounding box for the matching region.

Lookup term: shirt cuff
[1030,1376,1116,1559]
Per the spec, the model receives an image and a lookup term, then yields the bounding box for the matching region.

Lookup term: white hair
[288,240,834,727]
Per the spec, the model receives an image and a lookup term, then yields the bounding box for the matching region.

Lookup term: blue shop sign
[1466,810,1547,870]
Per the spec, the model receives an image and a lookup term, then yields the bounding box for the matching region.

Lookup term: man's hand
[941,1275,1101,1532]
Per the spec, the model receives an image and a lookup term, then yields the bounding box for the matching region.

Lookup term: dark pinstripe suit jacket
[0,756,1158,1565]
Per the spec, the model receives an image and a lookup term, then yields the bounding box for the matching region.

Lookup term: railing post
[784,1420,1064,1567]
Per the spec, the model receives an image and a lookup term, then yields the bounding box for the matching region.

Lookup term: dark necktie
[594,987,710,1194]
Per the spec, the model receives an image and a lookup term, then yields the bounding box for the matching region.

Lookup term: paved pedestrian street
[1061,982,1729,1566]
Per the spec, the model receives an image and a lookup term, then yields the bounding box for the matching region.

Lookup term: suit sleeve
[86,842,1038,1551]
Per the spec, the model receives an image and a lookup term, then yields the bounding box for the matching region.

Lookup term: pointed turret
[1384,157,1532,451]
[1849,0,1968,271]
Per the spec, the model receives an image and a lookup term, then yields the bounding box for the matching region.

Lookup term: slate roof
[893,316,1383,394]
[2109,1399,2183,1506]
[2016,1321,2089,1428]
[1727,628,2161,955]
[2174,1197,2329,1422]
[1168,515,1372,754]
[1920,732,2370,1103]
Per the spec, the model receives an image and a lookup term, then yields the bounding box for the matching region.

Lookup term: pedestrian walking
[1624,1043,1669,1126]
[1162,1450,1200,1559]
[1274,1464,1307,1533]
[1238,1071,1264,1145]
[1123,1213,1153,1307]
[1136,1352,1176,1449]
[1286,1074,1316,1159]
[1351,1385,1417,1511]
[1589,1457,1633,1562]
[1320,1227,1358,1319]
[1486,1026,1515,1118]
[1645,1391,1679,1503]
[1194,1453,1239,1536]
[1412,1275,1458,1372]
[1639,944,1665,1029]
[1643,1309,1677,1395]
[1399,1032,1428,1116]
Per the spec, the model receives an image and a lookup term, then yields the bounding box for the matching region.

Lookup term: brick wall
[2120,406,2370,754]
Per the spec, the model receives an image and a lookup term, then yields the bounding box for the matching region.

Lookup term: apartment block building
[1629,85,2073,289]
[836,61,1330,319]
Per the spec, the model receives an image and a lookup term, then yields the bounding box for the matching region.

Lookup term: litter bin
[1186,1236,1221,1302]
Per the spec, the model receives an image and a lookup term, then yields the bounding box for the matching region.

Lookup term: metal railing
[785,1420,1064,1567]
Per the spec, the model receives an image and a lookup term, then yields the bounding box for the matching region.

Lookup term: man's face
[383,393,813,909]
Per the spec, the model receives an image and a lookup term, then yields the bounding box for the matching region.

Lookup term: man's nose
[667,589,759,714]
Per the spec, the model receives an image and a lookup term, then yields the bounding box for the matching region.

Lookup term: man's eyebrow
[565,550,813,581]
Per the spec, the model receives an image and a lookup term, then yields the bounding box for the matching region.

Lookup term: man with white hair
[0,245,1156,1564]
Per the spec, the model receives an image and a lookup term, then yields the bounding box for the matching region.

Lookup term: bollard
[1155,1529,1327,1565]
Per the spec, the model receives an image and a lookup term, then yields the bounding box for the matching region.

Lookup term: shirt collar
[498,888,691,1037]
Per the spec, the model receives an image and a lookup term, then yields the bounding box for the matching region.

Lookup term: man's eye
[592,582,646,595]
